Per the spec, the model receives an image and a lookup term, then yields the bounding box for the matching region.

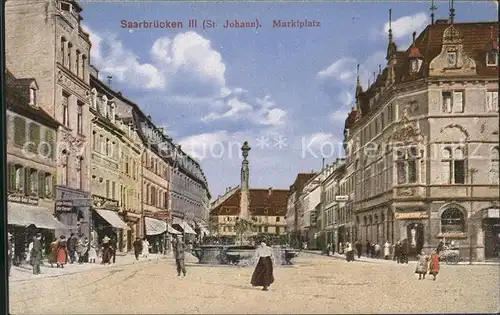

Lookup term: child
[428,250,440,281]
[415,249,429,280]
[88,242,97,264]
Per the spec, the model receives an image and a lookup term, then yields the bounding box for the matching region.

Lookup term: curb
[9,256,172,283]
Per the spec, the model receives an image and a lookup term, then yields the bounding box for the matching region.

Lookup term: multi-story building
[6,0,93,238]
[6,70,64,258]
[298,171,325,249]
[89,70,143,251]
[343,13,499,261]
[209,187,288,237]
[285,173,316,247]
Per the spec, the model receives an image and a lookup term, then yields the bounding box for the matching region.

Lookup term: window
[44,130,55,159]
[67,42,72,70]
[92,131,97,149]
[447,52,457,67]
[105,139,110,155]
[76,50,80,76]
[486,50,498,66]
[28,169,38,196]
[81,55,87,79]
[410,58,419,72]
[441,91,463,113]
[396,147,419,184]
[38,171,45,198]
[77,102,83,134]
[106,180,110,198]
[60,37,66,64]
[388,104,393,122]
[76,157,83,190]
[7,164,23,193]
[60,2,71,12]
[440,208,465,233]
[44,173,53,198]
[441,147,465,184]
[276,227,280,234]
[112,182,116,199]
[62,92,69,127]
[13,116,26,146]
[61,151,68,186]
[490,147,499,184]
[486,91,498,112]
[28,123,40,153]
[264,226,268,233]
[29,88,37,106]
[276,216,280,222]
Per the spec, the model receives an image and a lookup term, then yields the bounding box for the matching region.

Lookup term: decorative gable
[429,24,477,76]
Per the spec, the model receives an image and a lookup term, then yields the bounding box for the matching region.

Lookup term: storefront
[172,217,197,243]
[393,210,428,257]
[91,195,129,251]
[55,186,92,239]
[8,195,68,264]
[123,211,142,252]
[144,214,181,253]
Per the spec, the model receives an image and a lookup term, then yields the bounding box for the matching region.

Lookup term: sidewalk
[302,250,500,266]
[9,252,174,283]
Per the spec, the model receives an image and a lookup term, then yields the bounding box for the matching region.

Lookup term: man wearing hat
[173,234,187,278]
[31,233,43,275]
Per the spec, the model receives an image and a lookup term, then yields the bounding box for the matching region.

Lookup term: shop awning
[95,209,129,230]
[172,217,197,235]
[8,203,67,230]
[200,226,210,236]
[145,217,181,235]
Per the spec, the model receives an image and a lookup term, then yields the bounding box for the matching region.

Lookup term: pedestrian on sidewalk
[251,238,274,291]
[133,237,142,260]
[101,236,112,264]
[141,238,150,258]
[365,240,371,257]
[110,236,117,264]
[355,240,362,259]
[383,241,391,260]
[415,249,429,280]
[401,239,409,264]
[8,232,13,277]
[56,235,68,268]
[68,233,78,264]
[31,233,43,275]
[345,242,354,262]
[428,250,440,281]
[374,243,381,258]
[394,240,401,263]
[88,241,97,264]
[48,237,58,268]
[76,236,85,264]
[173,235,187,278]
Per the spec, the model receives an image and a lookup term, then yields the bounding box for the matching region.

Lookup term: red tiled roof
[210,188,288,217]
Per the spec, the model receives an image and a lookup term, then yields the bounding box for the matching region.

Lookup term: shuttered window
[28,123,40,153]
[38,172,46,198]
[44,130,55,159]
[51,173,57,199]
[13,116,26,146]
[453,91,464,113]
[8,164,16,192]
[24,168,31,195]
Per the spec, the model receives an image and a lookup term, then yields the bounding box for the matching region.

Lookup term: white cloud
[381,12,429,40]
[317,58,356,83]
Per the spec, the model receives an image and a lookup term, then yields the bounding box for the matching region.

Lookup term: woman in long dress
[428,250,440,281]
[251,240,275,291]
[56,235,68,268]
[48,238,58,267]
[415,249,429,280]
[88,241,97,264]
[142,238,150,258]
[383,241,391,260]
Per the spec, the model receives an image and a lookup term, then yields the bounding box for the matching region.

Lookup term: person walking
[415,249,429,280]
[133,237,142,260]
[88,240,97,264]
[101,236,111,264]
[48,237,58,268]
[374,243,381,258]
[31,233,43,275]
[56,235,68,268]
[400,239,409,264]
[345,242,354,262]
[383,241,391,260]
[365,240,371,257]
[394,240,401,263]
[173,235,187,278]
[110,236,117,264]
[8,233,13,276]
[141,238,150,258]
[251,239,275,291]
[67,233,78,264]
[428,250,440,281]
[76,236,85,264]
[355,240,362,259]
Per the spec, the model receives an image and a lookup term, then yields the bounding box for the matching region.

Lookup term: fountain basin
[193,245,299,265]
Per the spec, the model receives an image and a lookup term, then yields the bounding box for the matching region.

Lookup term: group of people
[322,239,414,263]
[415,249,441,280]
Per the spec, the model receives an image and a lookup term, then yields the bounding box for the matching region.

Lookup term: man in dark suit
[31,233,43,275]
[173,235,187,277]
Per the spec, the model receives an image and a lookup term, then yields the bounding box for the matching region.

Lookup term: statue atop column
[241,141,251,190]
[238,141,251,238]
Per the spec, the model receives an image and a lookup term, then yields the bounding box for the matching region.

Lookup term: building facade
[89,71,143,251]
[299,173,324,249]
[6,0,94,238]
[285,173,316,247]
[343,16,499,260]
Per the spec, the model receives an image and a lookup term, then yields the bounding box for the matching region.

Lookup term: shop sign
[55,200,73,212]
[92,195,119,209]
[487,208,500,218]
[394,212,428,220]
[335,196,349,202]
[8,194,39,206]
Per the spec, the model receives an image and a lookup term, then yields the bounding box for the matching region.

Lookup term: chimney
[268,187,272,196]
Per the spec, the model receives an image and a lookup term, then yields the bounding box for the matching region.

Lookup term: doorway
[406,223,424,257]
[483,218,500,260]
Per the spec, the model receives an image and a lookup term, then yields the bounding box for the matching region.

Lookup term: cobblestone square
[9,253,499,314]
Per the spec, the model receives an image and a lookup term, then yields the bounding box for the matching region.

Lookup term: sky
[79,0,498,199]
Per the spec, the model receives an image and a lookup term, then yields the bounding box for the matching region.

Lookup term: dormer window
[447,52,457,68]
[410,59,420,73]
[486,50,498,66]
[29,88,37,106]
[60,2,72,12]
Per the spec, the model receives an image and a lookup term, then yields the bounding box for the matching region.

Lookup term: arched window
[490,146,499,184]
[440,208,465,233]
[441,146,465,184]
